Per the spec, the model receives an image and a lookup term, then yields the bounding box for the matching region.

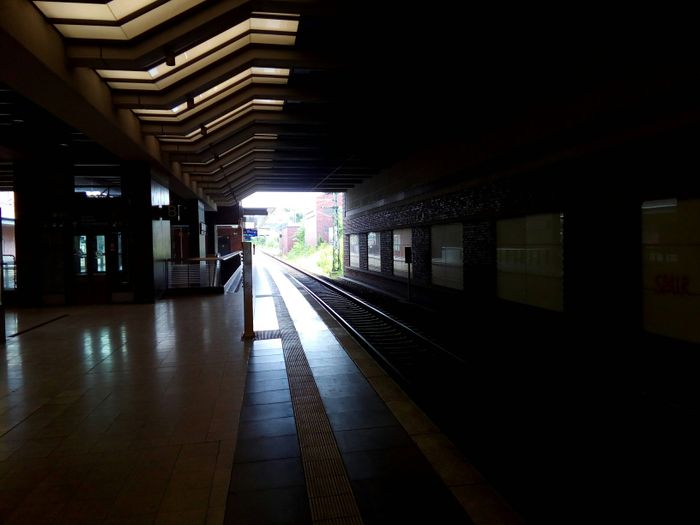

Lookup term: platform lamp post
[242,241,254,340]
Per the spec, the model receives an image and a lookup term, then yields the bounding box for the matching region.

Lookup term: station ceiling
[1,0,429,208]
[1,3,697,209]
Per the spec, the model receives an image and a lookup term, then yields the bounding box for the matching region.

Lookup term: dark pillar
[411,226,431,286]
[14,157,73,306]
[205,210,217,255]
[463,220,496,304]
[122,163,167,303]
[359,232,368,271]
[380,230,393,275]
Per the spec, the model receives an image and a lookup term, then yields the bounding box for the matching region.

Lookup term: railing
[2,255,17,290]
[219,251,242,289]
[166,252,241,290]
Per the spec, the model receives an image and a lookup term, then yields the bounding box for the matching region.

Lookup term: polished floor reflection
[1,254,519,524]
[1,293,247,524]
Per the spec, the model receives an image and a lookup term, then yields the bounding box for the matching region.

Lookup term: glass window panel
[349,234,359,268]
[95,235,107,273]
[393,228,412,277]
[497,213,563,311]
[642,198,700,342]
[431,224,463,290]
[117,232,124,272]
[1,195,17,290]
[368,232,381,272]
[74,235,87,275]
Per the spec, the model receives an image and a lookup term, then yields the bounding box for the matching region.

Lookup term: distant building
[280,225,300,255]
[304,193,343,247]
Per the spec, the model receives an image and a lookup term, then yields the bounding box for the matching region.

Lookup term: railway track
[265,254,652,525]
[265,253,473,413]
[265,254,543,523]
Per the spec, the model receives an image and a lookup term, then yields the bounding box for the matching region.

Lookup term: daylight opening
[240,192,344,276]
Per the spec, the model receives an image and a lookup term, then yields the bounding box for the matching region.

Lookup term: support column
[14,157,73,306]
[122,162,169,303]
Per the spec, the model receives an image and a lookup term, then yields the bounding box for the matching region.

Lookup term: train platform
[0,254,520,524]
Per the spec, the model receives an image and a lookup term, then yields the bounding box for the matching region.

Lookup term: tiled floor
[1,293,248,524]
[1,254,521,524]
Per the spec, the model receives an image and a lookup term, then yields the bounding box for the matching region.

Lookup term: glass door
[73,233,111,303]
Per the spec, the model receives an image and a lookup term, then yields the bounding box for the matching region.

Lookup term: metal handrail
[165,251,242,289]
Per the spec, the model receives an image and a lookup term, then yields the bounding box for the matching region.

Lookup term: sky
[241,191,321,210]
[0,191,15,219]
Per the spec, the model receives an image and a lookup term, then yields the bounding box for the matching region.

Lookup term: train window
[642,198,700,342]
[349,234,359,267]
[393,229,412,277]
[431,224,463,290]
[368,232,381,271]
[496,213,563,311]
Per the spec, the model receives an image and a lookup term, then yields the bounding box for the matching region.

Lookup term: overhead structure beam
[2,0,382,207]
[0,0,217,209]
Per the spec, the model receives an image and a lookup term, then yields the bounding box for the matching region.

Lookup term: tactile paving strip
[254,329,282,340]
[268,277,364,524]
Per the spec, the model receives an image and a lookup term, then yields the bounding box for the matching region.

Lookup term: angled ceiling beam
[111,48,329,107]
[0,0,215,210]
[167,127,328,163]
[159,112,325,152]
[65,0,253,67]
[182,141,323,174]
[139,87,319,134]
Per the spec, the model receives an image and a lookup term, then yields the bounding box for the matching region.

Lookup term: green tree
[293,226,305,249]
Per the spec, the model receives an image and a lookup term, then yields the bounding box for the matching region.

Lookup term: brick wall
[343,127,700,335]
[412,226,431,286]
[463,221,496,299]
[281,225,299,255]
[359,232,368,271]
[343,234,350,269]
[344,170,561,296]
[380,231,393,274]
